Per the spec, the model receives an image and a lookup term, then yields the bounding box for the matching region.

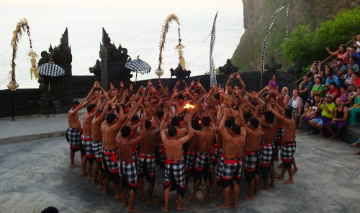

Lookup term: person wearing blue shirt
[325,73,341,87]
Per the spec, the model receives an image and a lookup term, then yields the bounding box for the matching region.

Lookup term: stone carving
[219,59,239,76]
[90,28,132,89]
[170,64,191,80]
[89,60,101,82]
[265,57,282,73]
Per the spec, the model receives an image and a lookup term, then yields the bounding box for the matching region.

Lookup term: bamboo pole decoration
[8,18,38,91]
[155,14,185,78]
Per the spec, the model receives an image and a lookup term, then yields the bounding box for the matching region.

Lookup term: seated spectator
[310,94,336,138]
[345,68,355,89]
[325,72,341,88]
[337,72,346,87]
[350,72,360,89]
[290,89,302,117]
[299,99,312,128]
[326,82,339,100]
[327,44,348,63]
[353,35,360,54]
[268,74,278,91]
[281,87,290,106]
[332,98,348,142]
[347,56,359,72]
[339,85,351,106]
[348,87,360,126]
[330,58,347,74]
[349,46,360,66]
[298,75,313,101]
[308,94,322,134]
[311,76,324,98]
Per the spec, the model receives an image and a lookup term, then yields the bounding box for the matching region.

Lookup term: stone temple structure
[38,28,73,115]
[89,28,132,90]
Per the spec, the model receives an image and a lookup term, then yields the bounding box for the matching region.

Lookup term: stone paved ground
[0,132,359,213]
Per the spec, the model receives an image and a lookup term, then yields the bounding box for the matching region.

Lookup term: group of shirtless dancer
[66,73,297,212]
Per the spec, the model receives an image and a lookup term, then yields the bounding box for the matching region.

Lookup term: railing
[294,35,358,84]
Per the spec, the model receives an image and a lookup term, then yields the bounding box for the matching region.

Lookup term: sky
[0,0,244,89]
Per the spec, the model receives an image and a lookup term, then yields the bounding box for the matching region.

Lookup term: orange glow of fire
[184,103,196,109]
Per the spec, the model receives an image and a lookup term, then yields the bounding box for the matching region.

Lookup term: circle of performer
[66,75,297,212]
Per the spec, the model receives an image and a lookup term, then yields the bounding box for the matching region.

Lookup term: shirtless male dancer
[244,117,262,200]
[259,111,277,190]
[66,99,88,167]
[137,119,160,203]
[190,116,216,201]
[214,116,235,201]
[218,107,246,209]
[102,107,124,198]
[160,112,193,212]
[184,119,200,190]
[269,106,297,184]
[91,95,109,188]
[117,116,145,212]
[82,103,97,179]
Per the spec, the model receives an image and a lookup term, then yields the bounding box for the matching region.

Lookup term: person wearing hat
[311,94,336,138]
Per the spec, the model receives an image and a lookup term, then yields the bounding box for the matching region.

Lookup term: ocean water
[0,0,244,89]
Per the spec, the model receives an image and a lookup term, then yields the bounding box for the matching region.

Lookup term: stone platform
[0,132,359,212]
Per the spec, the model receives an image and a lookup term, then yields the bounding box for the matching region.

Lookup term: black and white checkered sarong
[91,140,102,162]
[216,154,225,183]
[137,154,156,177]
[244,151,259,172]
[164,159,185,189]
[65,127,81,148]
[102,149,119,173]
[222,159,242,181]
[82,135,94,158]
[260,143,274,167]
[184,151,197,171]
[119,161,138,186]
[281,142,296,162]
[194,152,212,171]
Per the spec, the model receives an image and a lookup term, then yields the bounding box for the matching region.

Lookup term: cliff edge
[233,0,360,71]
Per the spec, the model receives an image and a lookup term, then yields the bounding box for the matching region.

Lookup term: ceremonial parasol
[38,62,65,77]
[38,61,65,117]
[125,56,151,84]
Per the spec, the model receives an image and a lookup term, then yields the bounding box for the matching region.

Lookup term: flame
[184,103,196,109]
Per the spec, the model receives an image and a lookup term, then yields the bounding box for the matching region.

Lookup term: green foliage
[282,6,360,67]
[204,68,224,75]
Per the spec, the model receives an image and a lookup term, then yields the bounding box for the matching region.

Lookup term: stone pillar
[51,28,73,111]
[100,28,110,90]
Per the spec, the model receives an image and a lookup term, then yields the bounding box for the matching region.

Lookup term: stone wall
[0,71,295,118]
[0,89,41,118]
